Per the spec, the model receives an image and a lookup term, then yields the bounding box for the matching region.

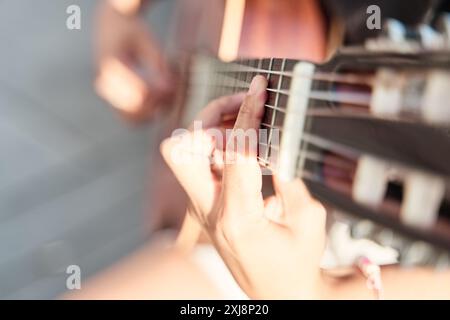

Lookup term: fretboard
[183,53,450,255]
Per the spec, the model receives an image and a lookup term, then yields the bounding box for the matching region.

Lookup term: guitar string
[258,141,355,171]
[183,59,372,169]
[188,64,375,86]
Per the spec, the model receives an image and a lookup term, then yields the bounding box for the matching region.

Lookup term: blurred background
[0,0,175,298]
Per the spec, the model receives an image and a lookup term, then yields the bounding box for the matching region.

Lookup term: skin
[86,1,450,299]
[67,76,450,300]
[63,245,221,300]
[94,0,173,122]
[161,76,450,300]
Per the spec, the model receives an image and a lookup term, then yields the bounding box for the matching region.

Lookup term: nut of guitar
[401,170,446,229]
[352,155,389,207]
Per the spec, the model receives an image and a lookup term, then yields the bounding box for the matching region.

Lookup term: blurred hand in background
[94,0,174,122]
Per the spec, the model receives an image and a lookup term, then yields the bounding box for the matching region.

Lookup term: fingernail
[248,75,266,95]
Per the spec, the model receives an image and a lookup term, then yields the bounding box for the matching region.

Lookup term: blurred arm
[323,266,450,299]
[63,245,221,299]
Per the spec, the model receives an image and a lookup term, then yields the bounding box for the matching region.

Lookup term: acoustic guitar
[168,0,450,270]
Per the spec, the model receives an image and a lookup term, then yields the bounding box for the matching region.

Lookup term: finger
[196,93,246,129]
[272,175,326,228]
[222,76,267,211]
[273,175,311,210]
[233,75,267,133]
[263,195,284,224]
[95,57,147,114]
[175,212,203,253]
[211,149,224,176]
[160,130,217,215]
[135,24,172,89]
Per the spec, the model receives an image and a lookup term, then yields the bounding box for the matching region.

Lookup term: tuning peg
[384,19,407,43]
[353,156,389,206]
[400,241,434,266]
[401,171,445,229]
[418,24,446,49]
[365,19,406,50]
[370,69,405,116]
[421,71,450,124]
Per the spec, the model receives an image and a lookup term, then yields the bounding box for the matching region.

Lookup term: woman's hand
[161,76,327,299]
[94,0,173,122]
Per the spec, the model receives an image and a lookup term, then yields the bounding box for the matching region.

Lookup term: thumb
[222,76,267,212]
[160,130,217,215]
[272,175,325,229]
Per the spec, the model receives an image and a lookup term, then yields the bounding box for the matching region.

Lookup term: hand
[161,76,327,299]
[94,0,174,122]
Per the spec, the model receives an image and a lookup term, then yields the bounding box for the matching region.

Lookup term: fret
[238,60,247,86]
[218,67,294,77]
[232,62,240,94]
[217,61,227,97]
[260,122,283,131]
[260,58,271,77]
[267,59,286,169]
[211,60,223,100]
[194,68,373,86]
[265,104,286,113]
[266,88,290,95]
[281,74,292,91]
[196,60,374,87]
[260,58,274,164]
[244,59,254,85]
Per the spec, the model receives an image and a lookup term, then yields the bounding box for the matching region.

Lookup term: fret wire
[216,61,225,97]
[207,67,373,86]
[188,80,371,106]
[266,88,290,95]
[244,59,252,86]
[223,62,230,96]
[212,61,221,99]
[233,62,241,94]
[267,58,285,166]
[262,58,274,162]
[265,88,371,106]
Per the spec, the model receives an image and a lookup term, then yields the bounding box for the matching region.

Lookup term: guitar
[176,14,450,269]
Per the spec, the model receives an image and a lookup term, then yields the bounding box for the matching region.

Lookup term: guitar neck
[183,51,450,261]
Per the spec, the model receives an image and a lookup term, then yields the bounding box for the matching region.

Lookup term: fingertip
[159,137,172,161]
[273,175,311,200]
[247,76,267,117]
[248,75,268,95]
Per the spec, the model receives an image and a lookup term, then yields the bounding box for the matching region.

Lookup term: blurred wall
[0,0,173,298]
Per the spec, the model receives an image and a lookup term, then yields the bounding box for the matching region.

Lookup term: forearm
[322,266,450,300]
